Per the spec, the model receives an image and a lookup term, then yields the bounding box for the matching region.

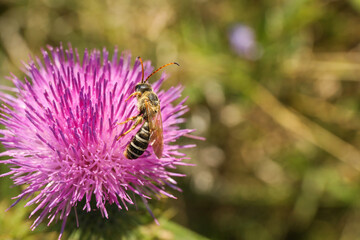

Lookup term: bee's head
[135,83,152,93]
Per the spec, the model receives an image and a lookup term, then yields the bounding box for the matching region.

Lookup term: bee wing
[146,103,164,159]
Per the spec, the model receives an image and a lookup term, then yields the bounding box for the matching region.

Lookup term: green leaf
[137,218,209,240]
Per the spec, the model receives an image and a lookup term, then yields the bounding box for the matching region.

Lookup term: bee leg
[126,92,141,101]
[117,115,139,125]
[117,116,143,140]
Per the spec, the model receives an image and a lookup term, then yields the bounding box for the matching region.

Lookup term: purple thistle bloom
[228,24,262,60]
[0,44,196,239]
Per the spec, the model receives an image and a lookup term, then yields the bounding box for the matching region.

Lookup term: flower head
[0,44,195,238]
[228,24,262,60]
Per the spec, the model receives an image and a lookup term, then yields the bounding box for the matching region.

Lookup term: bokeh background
[2,0,360,239]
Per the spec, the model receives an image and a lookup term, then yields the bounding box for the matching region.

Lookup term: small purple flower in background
[0,44,196,239]
[229,24,262,60]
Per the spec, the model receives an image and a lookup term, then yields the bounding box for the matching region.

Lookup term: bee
[117,57,179,159]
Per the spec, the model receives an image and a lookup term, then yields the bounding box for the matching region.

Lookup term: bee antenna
[137,56,145,83]
[144,62,180,83]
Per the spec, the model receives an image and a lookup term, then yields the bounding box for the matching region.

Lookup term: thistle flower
[228,24,262,60]
[0,44,196,238]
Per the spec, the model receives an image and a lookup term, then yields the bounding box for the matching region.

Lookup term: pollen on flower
[0,44,196,239]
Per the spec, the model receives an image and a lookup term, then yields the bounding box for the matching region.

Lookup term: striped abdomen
[124,121,150,159]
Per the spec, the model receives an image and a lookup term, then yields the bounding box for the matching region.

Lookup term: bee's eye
[135,84,151,93]
[135,84,144,92]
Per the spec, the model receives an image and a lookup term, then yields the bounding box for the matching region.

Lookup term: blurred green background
[2,0,360,239]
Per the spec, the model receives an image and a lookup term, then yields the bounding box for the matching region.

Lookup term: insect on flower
[117,57,179,159]
[0,44,199,239]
